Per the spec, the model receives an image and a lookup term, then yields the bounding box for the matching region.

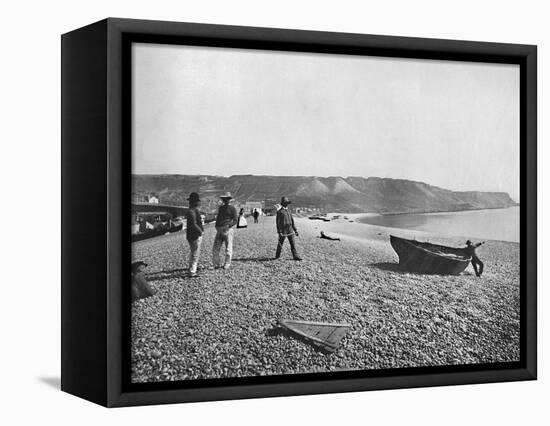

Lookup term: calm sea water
[358,206,519,242]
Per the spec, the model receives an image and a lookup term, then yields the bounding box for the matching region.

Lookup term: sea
[357,206,520,243]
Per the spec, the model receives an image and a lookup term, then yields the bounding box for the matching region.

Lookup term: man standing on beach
[275,196,302,261]
[213,192,238,269]
[186,192,204,278]
[464,240,485,277]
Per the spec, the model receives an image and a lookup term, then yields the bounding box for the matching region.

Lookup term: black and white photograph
[130,42,521,384]
[3,0,548,420]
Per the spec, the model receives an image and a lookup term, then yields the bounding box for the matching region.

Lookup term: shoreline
[297,217,516,247]
[327,204,518,218]
[318,207,519,245]
[373,204,519,217]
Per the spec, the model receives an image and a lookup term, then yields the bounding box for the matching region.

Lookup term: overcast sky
[132,43,520,201]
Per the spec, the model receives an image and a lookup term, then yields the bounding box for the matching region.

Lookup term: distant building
[131,194,149,203]
[148,195,159,204]
[243,201,264,214]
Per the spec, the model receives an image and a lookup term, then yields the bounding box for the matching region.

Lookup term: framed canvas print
[61,18,537,407]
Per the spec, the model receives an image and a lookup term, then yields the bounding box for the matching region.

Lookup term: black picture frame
[61,18,537,407]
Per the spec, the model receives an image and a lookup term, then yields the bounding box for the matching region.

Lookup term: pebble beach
[131,215,520,383]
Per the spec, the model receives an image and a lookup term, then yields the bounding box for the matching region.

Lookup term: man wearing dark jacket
[213,192,238,269]
[275,196,302,260]
[186,192,204,277]
[464,240,485,277]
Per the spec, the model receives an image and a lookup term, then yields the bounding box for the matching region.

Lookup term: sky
[132,43,520,201]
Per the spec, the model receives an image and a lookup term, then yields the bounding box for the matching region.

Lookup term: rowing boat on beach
[390,235,471,275]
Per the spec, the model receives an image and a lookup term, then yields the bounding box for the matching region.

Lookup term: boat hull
[131,223,184,242]
[390,235,471,275]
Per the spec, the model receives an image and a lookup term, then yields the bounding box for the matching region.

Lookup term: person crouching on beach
[464,240,485,277]
[131,261,157,301]
[213,192,238,269]
[186,192,204,278]
[275,196,302,261]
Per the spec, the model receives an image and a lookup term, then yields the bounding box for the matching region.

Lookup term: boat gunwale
[279,319,352,328]
[390,235,471,263]
[278,320,351,350]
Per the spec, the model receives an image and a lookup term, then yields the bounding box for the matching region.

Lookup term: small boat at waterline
[390,235,471,275]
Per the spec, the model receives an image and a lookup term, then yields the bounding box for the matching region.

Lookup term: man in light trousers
[186,192,204,277]
[213,192,238,269]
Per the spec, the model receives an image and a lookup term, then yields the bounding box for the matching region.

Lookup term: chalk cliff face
[132,174,518,214]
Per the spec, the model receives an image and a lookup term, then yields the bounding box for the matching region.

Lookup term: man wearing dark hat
[186,192,204,277]
[275,196,302,260]
[464,240,485,277]
[213,192,238,269]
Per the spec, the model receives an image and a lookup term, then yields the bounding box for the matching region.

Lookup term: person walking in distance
[213,192,238,269]
[237,207,248,228]
[253,208,260,224]
[464,240,485,277]
[185,192,204,278]
[275,196,302,261]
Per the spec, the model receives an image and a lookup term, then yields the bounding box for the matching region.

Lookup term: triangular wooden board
[278,319,351,352]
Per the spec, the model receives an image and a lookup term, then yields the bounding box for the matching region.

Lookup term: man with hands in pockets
[275,196,302,261]
[213,192,238,269]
